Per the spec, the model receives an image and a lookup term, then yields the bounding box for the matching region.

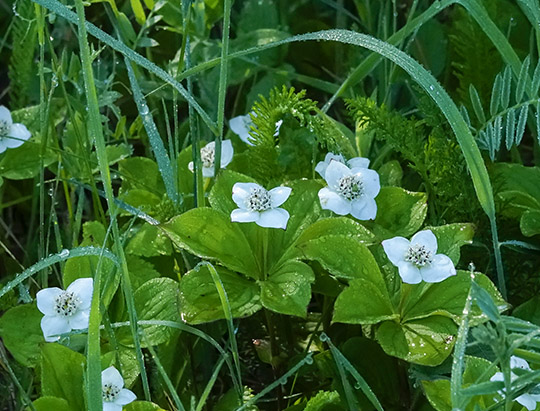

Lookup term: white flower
[318,160,380,220]
[231,182,292,229]
[36,278,93,342]
[101,366,137,411]
[229,112,282,146]
[490,356,540,410]
[382,230,456,284]
[315,152,370,179]
[0,106,31,153]
[188,139,234,177]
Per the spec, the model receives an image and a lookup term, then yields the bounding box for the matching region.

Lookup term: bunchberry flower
[231,182,292,229]
[490,356,540,410]
[101,366,136,411]
[318,160,380,220]
[229,112,282,146]
[36,278,93,342]
[315,152,370,179]
[0,106,31,153]
[382,230,456,284]
[188,139,234,177]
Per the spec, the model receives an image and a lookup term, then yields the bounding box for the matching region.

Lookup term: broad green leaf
[209,169,254,215]
[162,207,259,278]
[333,278,397,325]
[90,143,132,173]
[513,296,540,326]
[33,397,72,411]
[375,316,457,366]
[130,0,146,24]
[296,217,376,246]
[119,189,161,215]
[371,187,427,239]
[298,235,385,286]
[125,224,172,257]
[126,255,161,290]
[428,223,475,264]
[497,190,540,219]
[304,391,346,410]
[41,344,86,410]
[521,209,540,236]
[0,304,43,366]
[0,139,56,180]
[422,380,452,411]
[491,163,540,203]
[179,264,261,324]
[124,401,167,411]
[261,260,314,317]
[377,160,403,187]
[118,278,180,347]
[119,157,165,197]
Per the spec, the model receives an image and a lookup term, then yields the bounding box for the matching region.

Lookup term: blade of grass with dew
[30,0,217,136]
[72,0,151,406]
[125,60,179,205]
[203,262,243,398]
[212,0,232,177]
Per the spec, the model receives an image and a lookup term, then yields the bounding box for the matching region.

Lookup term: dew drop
[59,249,70,258]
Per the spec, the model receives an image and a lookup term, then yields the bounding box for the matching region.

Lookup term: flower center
[246,187,272,212]
[0,120,10,137]
[53,291,81,317]
[200,145,215,169]
[336,175,364,200]
[102,383,121,402]
[404,244,433,267]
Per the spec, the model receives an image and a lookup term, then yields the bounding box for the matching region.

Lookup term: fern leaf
[469,85,485,124]
[516,56,530,103]
[505,108,516,150]
[515,104,528,146]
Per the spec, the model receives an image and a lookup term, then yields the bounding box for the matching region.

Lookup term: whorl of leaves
[9,0,38,109]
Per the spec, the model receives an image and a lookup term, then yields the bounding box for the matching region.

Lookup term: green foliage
[0,304,43,366]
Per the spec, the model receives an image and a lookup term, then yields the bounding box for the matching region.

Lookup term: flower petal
[68,310,90,330]
[231,209,259,223]
[516,393,539,411]
[0,106,13,126]
[36,287,63,316]
[0,142,8,154]
[5,123,31,148]
[382,237,410,266]
[41,315,71,342]
[269,186,292,208]
[350,197,377,220]
[257,208,290,229]
[188,161,195,173]
[410,230,438,253]
[66,278,94,310]
[103,402,122,411]
[229,114,253,145]
[115,388,137,406]
[510,356,531,370]
[354,168,380,198]
[347,157,370,169]
[274,120,283,137]
[318,187,351,215]
[324,160,350,188]
[102,366,124,388]
[232,182,261,208]
[220,139,234,167]
[314,161,328,178]
[420,254,456,283]
[202,166,215,178]
[397,262,422,284]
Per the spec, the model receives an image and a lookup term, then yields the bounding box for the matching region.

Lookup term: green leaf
[209,169,254,215]
[127,255,161,290]
[427,223,475,264]
[375,316,457,366]
[333,278,397,325]
[90,143,132,173]
[178,264,261,324]
[124,401,167,411]
[162,207,259,279]
[296,217,376,246]
[0,303,43,366]
[372,187,427,239]
[33,397,72,411]
[422,380,452,411]
[118,278,180,346]
[304,391,346,411]
[130,0,146,24]
[125,224,172,257]
[41,343,86,410]
[261,260,314,317]
[119,157,166,197]
[0,139,56,180]
[513,296,540,326]
[521,209,540,237]
[298,235,385,286]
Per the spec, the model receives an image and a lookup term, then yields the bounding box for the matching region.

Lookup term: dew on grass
[59,249,70,258]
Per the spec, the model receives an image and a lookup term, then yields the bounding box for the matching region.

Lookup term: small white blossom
[382,230,456,284]
[315,152,370,179]
[101,366,136,411]
[188,139,234,177]
[490,356,540,410]
[318,159,380,220]
[0,106,31,153]
[36,278,93,342]
[229,112,282,146]
[231,182,292,229]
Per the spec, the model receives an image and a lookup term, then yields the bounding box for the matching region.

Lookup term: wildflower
[315,152,370,179]
[229,112,282,146]
[0,105,31,153]
[318,160,380,220]
[36,278,93,342]
[188,139,234,177]
[382,230,456,284]
[231,182,292,229]
[101,366,136,411]
[490,356,540,410]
